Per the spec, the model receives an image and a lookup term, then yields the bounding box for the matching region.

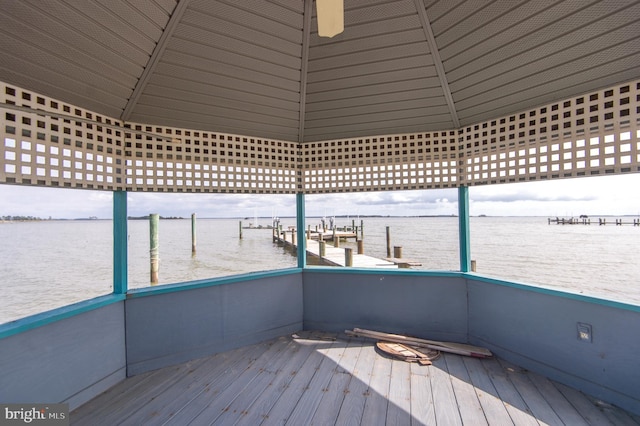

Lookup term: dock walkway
[71,333,640,425]
[275,230,398,268]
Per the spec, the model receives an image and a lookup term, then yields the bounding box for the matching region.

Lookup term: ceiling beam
[120,0,191,121]
[298,0,313,143]
[414,0,459,128]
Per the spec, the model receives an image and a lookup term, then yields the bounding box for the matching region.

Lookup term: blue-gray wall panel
[467,279,640,415]
[0,302,126,410]
[303,271,468,342]
[125,274,303,375]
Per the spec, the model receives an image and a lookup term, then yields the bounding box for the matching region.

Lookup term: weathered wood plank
[117,342,262,425]
[175,337,291,425]
[430,356,463,425]
[159,337,288,425]
[232,337,319,425]
[310,337,364,424]
[256,338,338,424]
[211,339,299,425]
[482,356,538,426]
[527,373,589,426]
[72,356,210,425]
[409,359,436,426]
[462,356,512,425]
[555,381,620,426]
[284,337,351,425]
[584,394,640,426]
[360,349,392,426]
[70,334,640,426]
[497,358,564,426]
[444,353,487,425]
[334,340,376,425]
[386,358,412,425]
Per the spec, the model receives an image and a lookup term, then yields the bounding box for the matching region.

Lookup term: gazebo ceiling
[1,0,639,143]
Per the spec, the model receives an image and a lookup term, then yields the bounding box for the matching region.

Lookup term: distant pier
[272,224,421,268]
[548,217,640,226]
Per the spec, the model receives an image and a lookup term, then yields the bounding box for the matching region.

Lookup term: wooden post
[319,240,326,258]
[360,220,364,239]
[333,227,339,247]
[239,221,243,239]
[471,260,477,272]
[386,226,391,257]
[352,219,355,231]
[394,246,402,259]
[191,213,196,255]
[307,225,311,240]
[357,239,364,254]
[345,247,353,266]
[291,228,296,246]
[150,214,159,284]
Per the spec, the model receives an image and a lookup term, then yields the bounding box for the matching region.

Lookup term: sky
[1,173,639,219]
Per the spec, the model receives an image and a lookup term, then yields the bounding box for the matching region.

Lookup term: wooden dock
[70,333,640,425]
[549,217,640,226]
[275,230,398,268]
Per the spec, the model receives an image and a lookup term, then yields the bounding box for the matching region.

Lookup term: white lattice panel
[2,80,639,194]
[1,83,123,189]
[302,132,460,193]
[1,82,298,194]
[460,81,640,186]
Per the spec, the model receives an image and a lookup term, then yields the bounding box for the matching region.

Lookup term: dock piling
[357,239,364,254]
[150,213,159,284]
[394,246,402,259]
[345,247,353,266]
[386,226,391,257]
[239,221,243,239]
[191,213,196,255]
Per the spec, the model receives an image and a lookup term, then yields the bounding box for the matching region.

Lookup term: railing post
[296,192,306,268]
[458,185,471,272]
[113,190,127,294]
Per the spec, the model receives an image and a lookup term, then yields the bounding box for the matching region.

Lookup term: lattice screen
[2,80,639,194]
[1,83,298,193]
[304,80,640,193]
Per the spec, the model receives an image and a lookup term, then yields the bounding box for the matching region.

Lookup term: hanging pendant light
[316,0,344,38]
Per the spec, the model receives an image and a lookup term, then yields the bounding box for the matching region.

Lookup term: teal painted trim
[113,190,127,294]
[458,186,471,272]
[0,294,125,340]
[303,266,464,279]
[126,268,302,298]
[296,193,306,268]
[466,273,640,313]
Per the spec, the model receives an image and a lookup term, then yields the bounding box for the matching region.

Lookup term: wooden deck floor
[71,332,640,425]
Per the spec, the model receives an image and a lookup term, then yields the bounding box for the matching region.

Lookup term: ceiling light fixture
[316,0,344,38]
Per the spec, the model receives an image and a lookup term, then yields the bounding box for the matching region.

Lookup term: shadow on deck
[71,333,640,425]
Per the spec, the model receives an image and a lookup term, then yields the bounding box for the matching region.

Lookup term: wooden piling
[471,260,477,272]
[191,213,196,255]
[333,227,339,247]
[150,213,159,284]
[345,247,353,266]
[319,241,326,258]
[239,221,243,239]
[291,228,296,245]
[394,246,402,259]
[357,239,364,254]
[386,226,391,257]
[307,225,310,240]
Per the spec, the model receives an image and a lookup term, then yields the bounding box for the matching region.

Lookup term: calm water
[1,216,638,323]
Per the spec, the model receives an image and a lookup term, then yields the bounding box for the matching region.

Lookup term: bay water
[1,216,638,324]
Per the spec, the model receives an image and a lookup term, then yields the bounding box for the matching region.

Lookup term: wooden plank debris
[346,328,492,358]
